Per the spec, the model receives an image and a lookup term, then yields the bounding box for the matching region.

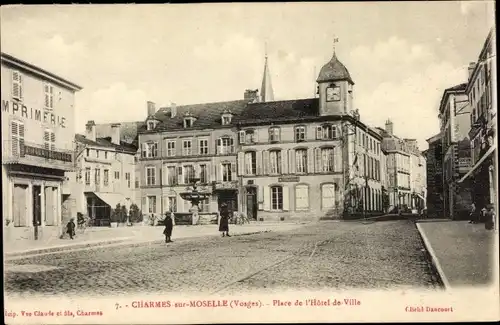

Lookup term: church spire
[260,43,274,102]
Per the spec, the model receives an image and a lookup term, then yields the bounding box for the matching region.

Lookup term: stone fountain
[179,178,211,225]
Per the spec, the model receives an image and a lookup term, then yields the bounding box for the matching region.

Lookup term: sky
[1,2,495,150]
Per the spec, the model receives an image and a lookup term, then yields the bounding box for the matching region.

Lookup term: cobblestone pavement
[4,220,441,298]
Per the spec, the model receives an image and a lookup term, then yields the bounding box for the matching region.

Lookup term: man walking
[66,218,76,240]
[163,210,175,243]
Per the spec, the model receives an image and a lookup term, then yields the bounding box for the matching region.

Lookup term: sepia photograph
[1,2,498,323]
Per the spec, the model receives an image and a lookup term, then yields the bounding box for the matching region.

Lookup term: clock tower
[317,45,354,116]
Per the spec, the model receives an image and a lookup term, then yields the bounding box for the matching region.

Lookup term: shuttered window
[44,83,54,109]
[295,149,308,173]
[321,184,336,210]
[270,186,283,210]
[295,185,309,210]
[244,151,257,175]
[269,150,282,174]
[11,121,25,157]
[44,129,56,151]
[12,71,23,100]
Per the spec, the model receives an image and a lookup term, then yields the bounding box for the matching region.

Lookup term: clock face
[326,86,340,101]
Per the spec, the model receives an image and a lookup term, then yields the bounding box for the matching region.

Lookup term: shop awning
[93,192,130,209]
[457,144,496,183]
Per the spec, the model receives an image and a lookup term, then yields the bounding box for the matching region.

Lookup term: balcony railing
[2,140,75,171]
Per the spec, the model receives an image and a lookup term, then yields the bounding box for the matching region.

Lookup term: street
[4,220,442,298]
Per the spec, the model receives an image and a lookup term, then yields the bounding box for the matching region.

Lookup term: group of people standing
[162,203,232,243]
[469,202,495,230]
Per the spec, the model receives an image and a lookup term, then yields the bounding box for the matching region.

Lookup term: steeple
[260,43,274,102]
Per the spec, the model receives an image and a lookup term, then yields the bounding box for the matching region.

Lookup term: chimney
[111,123,121,145]
[244,89,259,103]
[85,120,96,142]
[468,62,477,81]
[385,119,394,136]
[170,103,177,118]
[147,101,156,117]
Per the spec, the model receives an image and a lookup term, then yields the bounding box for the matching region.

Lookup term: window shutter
[177,166,183,184]
[141,197,147,212]
[282,186,289,211]
[334,146,342,172]
[237,152,244,176]
[256,151,262,175]
[281,150,288,174]
[316,126,322,140]
[258,185,264,203]
[230,137,234,153]
[230,162,236,180]
[12,71,20,99]
[214,164,219,182]
[263,186,270,211]
[216,138,221,154]
[315,148,322,173]
[254,130,259,143]
[307,148,314,174]
[262,150,269,175]
[239,131,246,144]
[141,143,147,157]
[162,196,168,215]
[289,149,296,174]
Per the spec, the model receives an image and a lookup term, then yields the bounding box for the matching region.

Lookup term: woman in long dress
[219,204,230,237]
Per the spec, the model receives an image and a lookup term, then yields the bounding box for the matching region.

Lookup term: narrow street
[4,220,442,298]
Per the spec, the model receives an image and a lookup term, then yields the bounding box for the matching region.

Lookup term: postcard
[2,2,499,324]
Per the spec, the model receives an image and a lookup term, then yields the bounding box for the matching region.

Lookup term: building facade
[138,100,248,224]
[425,133,444,218]
[1,52,82,239]
[438,83,473,219]
[63,121,137,226]
[458,27,497,214]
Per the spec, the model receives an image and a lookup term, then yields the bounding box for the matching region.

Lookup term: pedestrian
[66,218,76,240]
[219,204,230,237]
[163,210,175,243]
[485,204,495,230]
[480,207,487,223]
[468,202,477,224]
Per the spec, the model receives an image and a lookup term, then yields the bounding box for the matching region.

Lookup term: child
[163,211,175,243]
[66,218,76,240]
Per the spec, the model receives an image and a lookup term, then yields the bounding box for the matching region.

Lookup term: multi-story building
[63,121,137,226]
[406,139,427,212]
[378,120,412,212]
[1,52,82,239]
[438,83,472,219]
[138,99,249,224]
[425,133,444,218]
[236,50,385,221]
[458,27,497,213]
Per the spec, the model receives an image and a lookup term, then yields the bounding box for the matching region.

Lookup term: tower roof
[260,55,275,102]
[317,51,354,84]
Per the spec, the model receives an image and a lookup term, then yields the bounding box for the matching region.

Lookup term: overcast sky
[1,2,494,150]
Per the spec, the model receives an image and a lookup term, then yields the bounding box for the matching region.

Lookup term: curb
[415,223,450,289]
[415,219,453,223]
[4,228,283,259]
[5,237,134,258]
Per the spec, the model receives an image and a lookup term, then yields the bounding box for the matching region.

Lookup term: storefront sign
[21,145,72,162]
[278,176,300,182]
[214,182,238,190]
[2,100,66,128]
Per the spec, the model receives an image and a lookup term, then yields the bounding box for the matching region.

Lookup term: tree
[129,203,143,223]
[111,204,122,224]
[120,205,128,224]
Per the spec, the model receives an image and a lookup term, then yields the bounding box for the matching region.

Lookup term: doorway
[246,187,258,220]
[33,185,42,226]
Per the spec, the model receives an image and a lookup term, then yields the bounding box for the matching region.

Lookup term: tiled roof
[317,52,354,84]
[95,122,143,144]
[75,134,137,153]
[236,98,319,123]
[143,100,249,132]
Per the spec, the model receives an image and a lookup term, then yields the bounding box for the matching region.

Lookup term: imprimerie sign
[2,100,66,128]
[21,144,72,162]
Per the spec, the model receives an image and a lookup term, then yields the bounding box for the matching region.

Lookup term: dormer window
[221,109,234,126]
[147,121,156,131]
[183,112,197,128]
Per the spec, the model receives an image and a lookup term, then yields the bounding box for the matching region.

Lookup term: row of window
[11,121,58,156]
[241,147,341,175]
[141,137,235,158]
[85,148,122,160]
[360,154,382,181]
[145,163,236,186]
[11,71,56,110]
[239,124,341,145]
[145,195,210,214]
[348,187,385,212]
[356,128,381,155]
[83,167,131,188]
